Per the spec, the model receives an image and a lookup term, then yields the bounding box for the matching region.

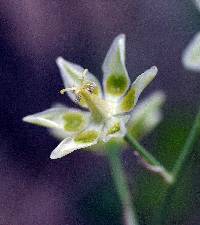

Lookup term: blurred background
[0,0,200,224]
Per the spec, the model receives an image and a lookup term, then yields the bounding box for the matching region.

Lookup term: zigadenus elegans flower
[182,1,200,71]
[182,32,200,71]
[194,0,200,12]
[23,34,158,159]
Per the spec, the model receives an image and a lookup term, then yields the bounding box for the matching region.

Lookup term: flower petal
[127,91,165,139]
[23,105,90,134]
[50,123,103,159]
[194,0,200,11]
[49,128,70,140]
[102,34,130,101]
[101,115,130,142]
[56,57,102,106]
[117,66,158,114]
[182,32,200,72]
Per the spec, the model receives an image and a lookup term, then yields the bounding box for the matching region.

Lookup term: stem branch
[172,109,200,179]
[124,134,173,184]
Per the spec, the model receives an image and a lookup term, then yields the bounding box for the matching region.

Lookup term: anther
[86,82,96,93]
[75,95,81,103]
[60,87,76,95]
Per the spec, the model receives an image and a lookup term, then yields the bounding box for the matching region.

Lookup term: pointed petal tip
[154,90,166,100]
[56,57,74,67]
[116,33,125,41]
[50,151,59,159]
[22,115,32,123]
[113,34,126,47]
[144,90,166,108]
[148,90,166,104]
[56,57,74,69]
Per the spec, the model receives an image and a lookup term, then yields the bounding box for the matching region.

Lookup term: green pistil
[63,113,85,132]
[107,122,120,135]
[80,89,109,123]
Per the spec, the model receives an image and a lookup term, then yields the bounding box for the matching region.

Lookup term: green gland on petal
[119,88,136,113]
[74,130,99,143]
[105,73,129,97]
[63,112,86,132]
[103,34,130,100]
[50,123,102,159]
[102,116,128,142]
[23,106,90,136]
[50,135,98,159]
[118,66,158,114]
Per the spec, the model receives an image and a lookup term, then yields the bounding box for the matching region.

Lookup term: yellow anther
[60,69,96,98]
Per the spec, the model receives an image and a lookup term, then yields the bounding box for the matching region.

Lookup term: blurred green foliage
[78,108,200,225]
[78,182,121,225]
[135,107,199,224]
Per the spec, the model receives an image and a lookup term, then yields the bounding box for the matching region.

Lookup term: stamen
[86,82,96,93]
[75,95,81,103]
[60,69,95,101]
[60,87,76,95]
[80,69,88,84]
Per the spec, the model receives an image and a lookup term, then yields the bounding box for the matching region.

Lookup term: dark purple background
[0,1,200,224]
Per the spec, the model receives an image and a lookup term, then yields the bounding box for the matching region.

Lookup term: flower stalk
[106,141,138,225]
[124,133,174,184]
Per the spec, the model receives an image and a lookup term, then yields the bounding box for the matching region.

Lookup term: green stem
[124,134,173,184]
[106,141,139,225]
[172,109,200,179]
[157,108,200,225]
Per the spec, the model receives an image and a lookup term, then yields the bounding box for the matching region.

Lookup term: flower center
[60,69,112,123]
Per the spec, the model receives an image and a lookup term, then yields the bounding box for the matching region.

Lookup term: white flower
[127,91,165,140]
[182,1,200,71]
[194,0,200,11]
[182,32,200,71]
[23,34,158,159]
